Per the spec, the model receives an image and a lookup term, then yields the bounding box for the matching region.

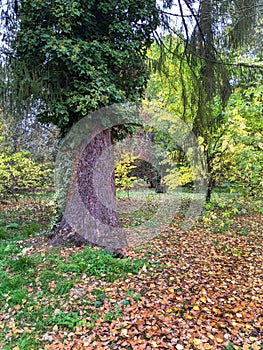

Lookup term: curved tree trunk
[49,128,127,256]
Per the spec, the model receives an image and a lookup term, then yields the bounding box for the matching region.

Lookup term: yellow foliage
[163,166,194,190]
[114,154,137,192]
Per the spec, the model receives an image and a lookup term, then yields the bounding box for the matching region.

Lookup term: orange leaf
[193,338,201,345]
[215,334,224,343]
[120,329,128,337]
[150,341,158,348]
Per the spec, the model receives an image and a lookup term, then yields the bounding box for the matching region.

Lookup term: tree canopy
[1,0,159,135]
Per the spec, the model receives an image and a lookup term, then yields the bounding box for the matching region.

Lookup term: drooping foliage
[150,0,263,200]
[0,112,58,161]
[155,0,263,141]
[146,33,263,200]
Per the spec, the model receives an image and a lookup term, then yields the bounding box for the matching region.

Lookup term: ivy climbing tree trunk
[1,0,159,250]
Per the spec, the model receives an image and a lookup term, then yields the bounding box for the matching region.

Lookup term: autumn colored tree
[152,0,263,200]
[211,82,263,201]
[115,154,137,196]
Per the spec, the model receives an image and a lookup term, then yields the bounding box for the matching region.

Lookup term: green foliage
[39,269,75,295]
[146,36,197,123]
[104,309,124,323]
[146,34,263,201]
[57,246,147,282]
[115,154,137,193]
[0,150,53,200]
[0,214,148,347]
[48,311,81,330]
[3,0,159,135]
[7,255,38,272]
[0,222,42,242]
[5,222,20,229]
[144,38,209,190]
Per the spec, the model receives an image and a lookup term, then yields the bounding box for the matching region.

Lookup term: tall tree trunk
[49,128,128,255]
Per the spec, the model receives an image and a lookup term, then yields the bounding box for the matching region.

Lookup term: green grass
[0,217,147,349]
[0,221,42,241]
[117,189,203,228]
[57,246,147,282]
[48,310,82,330]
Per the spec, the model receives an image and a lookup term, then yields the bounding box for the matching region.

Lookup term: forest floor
[0,192,262,350]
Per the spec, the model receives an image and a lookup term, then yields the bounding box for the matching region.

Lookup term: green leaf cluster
[145,34,263,200]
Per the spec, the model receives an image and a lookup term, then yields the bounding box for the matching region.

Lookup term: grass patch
[57,246,147,282]
[39,269,76,295]
[0,205,148,348]
[48,310,81,330]
[0,221,42,241]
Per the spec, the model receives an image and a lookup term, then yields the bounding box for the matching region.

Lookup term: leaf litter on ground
[0,199,262,350]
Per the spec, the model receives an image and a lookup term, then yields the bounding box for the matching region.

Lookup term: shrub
[0,151,53,200]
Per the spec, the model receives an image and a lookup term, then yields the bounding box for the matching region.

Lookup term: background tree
[0,150,53,202]
[114,154,138,196]
[152,0,263,200]
[0,113,58,161]
[212,82,263,201]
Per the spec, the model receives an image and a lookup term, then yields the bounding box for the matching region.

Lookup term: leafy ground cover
[0,193,262,349]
